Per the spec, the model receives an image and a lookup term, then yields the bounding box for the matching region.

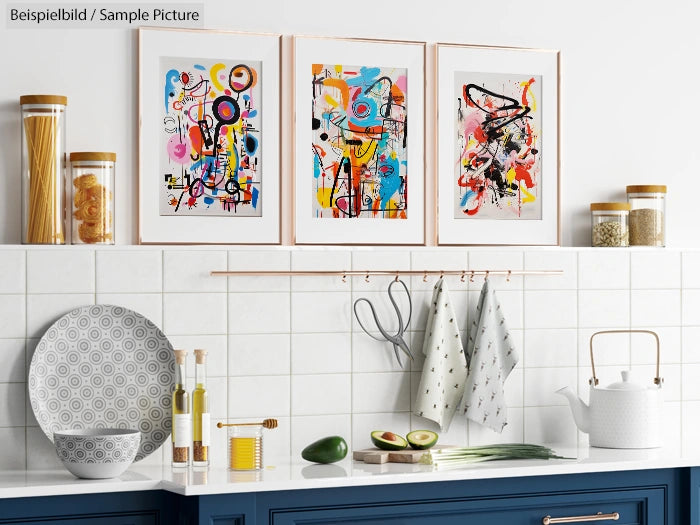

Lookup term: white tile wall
[1,246,699,469]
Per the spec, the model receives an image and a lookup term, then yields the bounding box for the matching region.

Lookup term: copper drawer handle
[543,512,619,524]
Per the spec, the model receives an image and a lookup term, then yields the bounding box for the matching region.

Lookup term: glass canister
[20,95,67,244]
[590,202,630,247]
[627,185,666,246]
[227,425,263,471]
[70,152,115,244]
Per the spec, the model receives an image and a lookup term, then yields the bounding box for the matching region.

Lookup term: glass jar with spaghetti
[70,152,115,244]
[20,95,67,244]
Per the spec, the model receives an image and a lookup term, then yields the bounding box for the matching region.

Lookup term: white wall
[1,0,696,246]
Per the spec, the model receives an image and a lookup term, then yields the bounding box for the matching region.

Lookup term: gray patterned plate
[28,305,175,461]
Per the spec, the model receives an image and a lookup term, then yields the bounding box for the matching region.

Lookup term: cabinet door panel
[271,487,664,525]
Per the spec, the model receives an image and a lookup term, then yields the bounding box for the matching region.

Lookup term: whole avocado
[301,435,348,464]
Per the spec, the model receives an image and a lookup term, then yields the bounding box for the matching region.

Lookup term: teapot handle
[589,329,662,387]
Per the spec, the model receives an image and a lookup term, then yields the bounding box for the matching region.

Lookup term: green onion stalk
[420,444,572,470]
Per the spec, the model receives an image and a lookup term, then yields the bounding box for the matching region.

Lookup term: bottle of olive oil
[192,349,210,467]
[172,349,190,467]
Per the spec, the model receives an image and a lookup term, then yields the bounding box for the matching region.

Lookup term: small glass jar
[590,202,630,247]
[227,425,263,471]
[70,152,115,244]
[627,185,666,247]
[20,95,67,244]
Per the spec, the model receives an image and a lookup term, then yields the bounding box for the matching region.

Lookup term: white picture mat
[437,44,559,245]
[139,28,281,244]
[294,36,425,245]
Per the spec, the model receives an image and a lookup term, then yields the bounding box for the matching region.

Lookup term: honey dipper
[217,419,278,429]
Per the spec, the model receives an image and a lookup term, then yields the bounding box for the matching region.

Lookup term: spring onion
[420,443,571,470]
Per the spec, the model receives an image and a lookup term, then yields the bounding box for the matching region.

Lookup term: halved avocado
[371,430,408,451]
[406,430,439,450]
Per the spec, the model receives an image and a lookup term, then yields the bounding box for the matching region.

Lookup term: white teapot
[556,330,663,449]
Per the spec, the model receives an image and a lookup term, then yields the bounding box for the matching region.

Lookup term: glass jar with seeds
[590,202,630,247]
[627,185,666,246]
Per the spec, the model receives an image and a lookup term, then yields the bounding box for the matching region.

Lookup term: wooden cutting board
[353,446,451,464]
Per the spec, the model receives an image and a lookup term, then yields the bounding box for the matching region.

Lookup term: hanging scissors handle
[387,278,412,332]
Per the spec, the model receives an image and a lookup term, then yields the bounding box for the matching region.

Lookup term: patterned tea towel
[413,278,467,431]
[463,279,519,433]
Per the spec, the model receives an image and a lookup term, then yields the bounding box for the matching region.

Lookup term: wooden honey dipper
[217,419,278,429]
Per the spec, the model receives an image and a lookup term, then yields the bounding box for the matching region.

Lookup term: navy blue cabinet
[0,467,696,524]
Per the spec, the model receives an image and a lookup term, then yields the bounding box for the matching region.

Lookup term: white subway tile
[228,250,290,292]
[682,289,700,325]
[229,292,289,334]
[0,295,26,339]
[633,363,678,400]
[228,376,290,418]
[167,335,227,377]
[352,330,406,372]
[631,251,680,289]
[631,327,680,364]
[682,363,700,400]
[579,328,630,367]
[578,250,629,289]
[230,334,289,376]
[164,293,226,335]
[27,250,94,293]
[96,293,162,329]
[468,251,524,290]
[292,292,350,333]
[26,294,93,339]
[524,406,578,447]
[96,250,162,293]
[0,383,25,426]
[631,290,680,327]
[663,401,681,451]
[353,372,411,413]
[291,415,351,459]
[682,401,700,454]
[504,366,523,408]
[524,290,577,329]
[0,250,25,293]
[352,249,411,292]
[523,329,577,368]
[292,333,350,374]
[0,427,26,469]
[164,250,227,292]
[682,251,700,288]
[524,367,578,407]
[352,412,411,450]
[468,407,523,446]
[291,374,351,416]
[578,290,629,328]
[411,412,468,447]
[291,250,351,292]
[682,327,700,363]
[26,426,62,470]
[207,377,228,419]
[410,250,467,292]
[0,339,25,383]
[524,250,577,290]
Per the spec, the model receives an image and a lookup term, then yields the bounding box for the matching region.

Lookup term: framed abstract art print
[437,44,560,245]
[293,36,426,245]
[139,28,281,244]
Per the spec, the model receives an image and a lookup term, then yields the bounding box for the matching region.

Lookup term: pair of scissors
[353,279,413,368]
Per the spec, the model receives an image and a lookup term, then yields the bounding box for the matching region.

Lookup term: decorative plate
[28,305,175,461]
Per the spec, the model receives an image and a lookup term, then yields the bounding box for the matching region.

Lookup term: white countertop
[2,446,700,499]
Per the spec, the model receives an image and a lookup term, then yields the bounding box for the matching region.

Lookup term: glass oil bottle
[192,349,210,467]
[172,349,190,467]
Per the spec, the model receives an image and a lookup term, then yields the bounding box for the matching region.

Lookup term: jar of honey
[227,424,263,470]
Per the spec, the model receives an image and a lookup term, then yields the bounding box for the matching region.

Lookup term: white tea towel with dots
[463,279,519,433]
[413,278,468,431]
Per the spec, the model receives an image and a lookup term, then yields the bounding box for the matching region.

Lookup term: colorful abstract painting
[455,72,542,220]
[159,57,262,216]
[312,64,408,219]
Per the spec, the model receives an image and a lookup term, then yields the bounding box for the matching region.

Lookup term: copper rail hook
[422,271,428,283]
[364,271,370,283]
[469,270,475,283]
[460,270,466,283]
[506,270,512,282]
[394,271,400,283]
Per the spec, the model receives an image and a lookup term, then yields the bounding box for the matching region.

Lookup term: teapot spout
[556,386,590,434]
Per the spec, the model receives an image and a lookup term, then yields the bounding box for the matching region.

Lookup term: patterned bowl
[53,428,141,479]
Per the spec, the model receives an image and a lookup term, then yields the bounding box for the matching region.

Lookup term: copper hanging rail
[210,269,562,281]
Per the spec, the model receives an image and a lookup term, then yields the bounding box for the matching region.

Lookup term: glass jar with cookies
[69,152,115,244]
